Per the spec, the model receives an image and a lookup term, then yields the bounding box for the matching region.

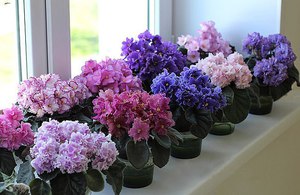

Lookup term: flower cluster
[17,74,92,118]
[151,67,227,112]
[0,105,34,151]
[243,32,296,86]
[80,58,142,94]
[177,21,232,63]
[30,120,118,174]
[121,30,186,83]
[93,90,175,142]
[192,52,252,89]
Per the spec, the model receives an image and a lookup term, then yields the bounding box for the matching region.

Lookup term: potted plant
[243,32,300,114]
[92,89,179,188]
[29,120,120,195]
[192,52,252,135]
[151,67,227,158]
[0,105,34,194]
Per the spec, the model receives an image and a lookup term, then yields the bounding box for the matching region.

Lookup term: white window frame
[23,0,171,80]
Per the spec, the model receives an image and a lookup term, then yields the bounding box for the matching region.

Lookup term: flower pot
[121,157,154,188]
[249,86,273,115]
[210,121,235,135]
[171,132,202,159]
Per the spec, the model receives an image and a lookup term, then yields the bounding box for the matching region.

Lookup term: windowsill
[99,88,300,195]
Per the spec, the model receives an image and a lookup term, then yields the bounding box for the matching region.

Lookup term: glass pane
[70,0,148,77]
[0,0,20,109]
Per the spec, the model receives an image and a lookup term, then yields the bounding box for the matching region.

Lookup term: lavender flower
[243,33,297,86]
[253,57,288,86]
[30,120,118,174]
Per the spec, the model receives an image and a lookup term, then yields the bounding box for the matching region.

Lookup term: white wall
[281,0,300,69]
[172,0,281,53]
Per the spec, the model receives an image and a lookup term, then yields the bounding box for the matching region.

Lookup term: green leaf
[185,108,213,139]
[0,149,16,176]
[270,65,299,101]
[104,159,125,195]
[167,127,183,145]
[16,161,35,185]
[85,169,104,192]
[0,189,15,195]
[223,87,250,124]
[38,169,60,181]
[126,140,150,170]
[29,178,51,195]
[150,139,170,168]
[171,106,182,121]
[153,132,171,149]
[50,173,87,195]
[222,86,234,105]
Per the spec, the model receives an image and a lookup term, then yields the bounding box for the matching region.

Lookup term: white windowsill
[99,88,300,195]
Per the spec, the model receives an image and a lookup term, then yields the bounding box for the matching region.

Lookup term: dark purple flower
[242,32,263,55]
[121,30,187,86]
[151,67,227,112]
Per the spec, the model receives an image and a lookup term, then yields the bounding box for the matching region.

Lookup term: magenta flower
[79,58,142,94]
[128,118,150,141]
[0,105,34,151]
[93,90,175,142]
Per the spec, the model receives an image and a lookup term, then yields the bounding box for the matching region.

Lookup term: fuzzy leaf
[185,108,213,139]
[16,161,35,185]
[151,139,170,168]
[38,169,60,181]
[223,87,250,124]
[167,127,183,145]
[0,149,16,176]
[85,169,104,192]
[104,159,125,195]
[29,178,51,195]
[50,173,87,195]
[153,132,171,149]
[126,140,150,170]
[222,86,234,105]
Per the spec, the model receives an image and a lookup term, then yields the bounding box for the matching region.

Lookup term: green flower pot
[210,121,235,135]
[122,157,154,188]
[171,132,202,159]
[249,86,273,115]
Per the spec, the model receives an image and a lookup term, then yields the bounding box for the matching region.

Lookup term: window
[70,0,149,76]
[0,0,21,108]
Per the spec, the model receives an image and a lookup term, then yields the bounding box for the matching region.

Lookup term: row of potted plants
[0,20,299,195]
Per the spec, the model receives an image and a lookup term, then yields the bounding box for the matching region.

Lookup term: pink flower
[193,52,252,89]
[3,105,24,128]
[128,118,150,141]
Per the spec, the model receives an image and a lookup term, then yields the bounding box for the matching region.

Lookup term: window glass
[0,0,20,108]
[70,0,148,76]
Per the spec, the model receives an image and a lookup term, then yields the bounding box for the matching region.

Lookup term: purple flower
[151,67,227,112]
[242,32,263,55]
[121,30,187,85]
[254,57,288,86]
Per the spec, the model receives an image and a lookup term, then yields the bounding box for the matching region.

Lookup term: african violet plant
[192,52,252,133]
[0,105,34,194]
[243,32,300,101]
[29,120,120,195]
[93,89,179,170]
[151,67,226,148]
